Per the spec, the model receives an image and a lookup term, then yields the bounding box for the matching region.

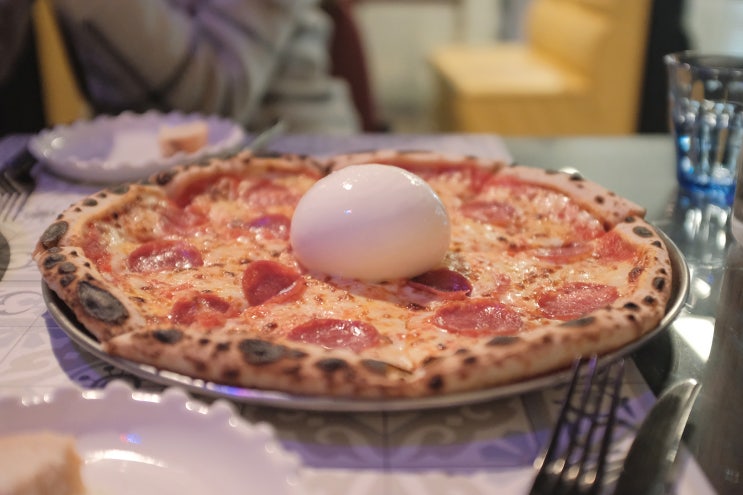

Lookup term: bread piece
[0,432,86,495]
[158,121,209,157]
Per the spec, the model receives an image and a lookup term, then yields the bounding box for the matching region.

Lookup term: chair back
[31,0,90,126]
[526,0,651,132]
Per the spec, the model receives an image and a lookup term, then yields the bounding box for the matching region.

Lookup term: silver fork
[0,149,37,221]
[529,356,625,495]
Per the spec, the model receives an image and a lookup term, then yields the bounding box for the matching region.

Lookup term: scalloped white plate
[0,382,303,495]
[29,111,246,183]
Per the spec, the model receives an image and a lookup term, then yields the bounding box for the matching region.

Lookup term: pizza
[33,150,674,399]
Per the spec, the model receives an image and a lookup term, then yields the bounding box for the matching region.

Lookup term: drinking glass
[665,51,743,206]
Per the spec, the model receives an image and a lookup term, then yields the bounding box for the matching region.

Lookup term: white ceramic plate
[29,111,246,183]
[0,382,303,495]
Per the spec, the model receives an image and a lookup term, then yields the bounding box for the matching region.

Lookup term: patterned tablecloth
[0,133,715,494]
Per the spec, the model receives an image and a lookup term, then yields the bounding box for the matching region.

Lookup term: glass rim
[665,51,743,77]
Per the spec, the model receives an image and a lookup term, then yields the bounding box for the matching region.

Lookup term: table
[0,133,730,494]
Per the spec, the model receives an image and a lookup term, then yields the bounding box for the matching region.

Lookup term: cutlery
[612,378,701,495]
[530,357,625,495]
[0,147,37,221]
[0,228,9,283]
[213,119,286,161]
[247,118,286,154]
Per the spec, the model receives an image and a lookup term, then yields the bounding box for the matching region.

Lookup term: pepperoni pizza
[34,150,673,398]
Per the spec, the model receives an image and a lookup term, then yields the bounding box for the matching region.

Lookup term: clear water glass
[665,52,743,206]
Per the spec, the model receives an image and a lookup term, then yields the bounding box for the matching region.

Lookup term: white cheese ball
[290,164,451,281]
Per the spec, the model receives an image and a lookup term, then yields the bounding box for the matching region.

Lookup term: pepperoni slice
[595,231,637,262]
[246,214,291,240]
[460,200,516,226]
[538,282,619,321]
[170,293,233,328]
[433,298,522,336]
[532,243,593,264]
[242,180,296,207]
[127,240,204,273]
[172,175,240,207]
[242,260,305,306]
[409,268,472,298]
[161,202,209,235]
[287,318,380,352]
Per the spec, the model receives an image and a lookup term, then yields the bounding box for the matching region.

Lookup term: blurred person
[51,0,361,134]
[0,0,44,135]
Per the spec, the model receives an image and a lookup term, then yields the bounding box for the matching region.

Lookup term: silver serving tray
[43,230,689,412]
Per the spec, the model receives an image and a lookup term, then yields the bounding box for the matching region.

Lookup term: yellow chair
[430,0,652,135]
[31,0,91,127]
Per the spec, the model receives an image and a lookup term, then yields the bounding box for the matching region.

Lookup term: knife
[246,118,286,154]
[213,118,287,161]
[612,378,702,495]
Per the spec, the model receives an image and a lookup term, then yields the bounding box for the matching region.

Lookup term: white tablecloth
[0,133,715,494]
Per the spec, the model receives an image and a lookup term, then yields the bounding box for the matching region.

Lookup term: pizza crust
[34,150,675,399]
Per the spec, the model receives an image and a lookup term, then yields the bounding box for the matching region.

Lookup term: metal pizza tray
[42,229,689,412]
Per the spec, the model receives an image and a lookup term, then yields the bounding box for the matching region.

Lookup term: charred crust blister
[315,358,349,373]
[428,375,444,391]
[154,170,178,185]
[652,276,666,292]
[561,316,596,328]
[623,302,641,311]
[78,281,129,324]
[153,329,184,344]
[486,335,520,346]
[40,222,69,249]
[57,262,77,274]
[109,184,130,195]
[43,252,66,270]
[238,339,287,365]
[632,226,654,238]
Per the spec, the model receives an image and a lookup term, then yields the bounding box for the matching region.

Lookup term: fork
[529,356,625,495]
[0,148,37,221]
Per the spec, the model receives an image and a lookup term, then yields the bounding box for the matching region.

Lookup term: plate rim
[41,228,689,412]
[28,110,246,183]
[0,381,302,492]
